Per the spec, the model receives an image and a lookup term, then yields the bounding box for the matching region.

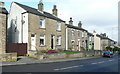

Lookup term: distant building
[100,33,116,50]
[0,2,8,54]
[93,31,102,50]
[66,18,88,51]
[8,1,66,54]
[88,32,94,50]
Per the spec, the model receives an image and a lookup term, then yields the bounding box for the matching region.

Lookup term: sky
[0,0,119,42]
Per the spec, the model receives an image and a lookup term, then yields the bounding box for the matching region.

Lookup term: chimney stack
[38,0,44,11]
[78,21,82,28]
[69,17,73,25]
[0,2,4,7]
[52,5,58,16]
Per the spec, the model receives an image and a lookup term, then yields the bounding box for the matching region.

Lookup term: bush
[46,50,57,54]
[40,50,47,53]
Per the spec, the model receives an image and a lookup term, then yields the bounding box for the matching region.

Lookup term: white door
[31,34,36,51]
[78,39,81,51]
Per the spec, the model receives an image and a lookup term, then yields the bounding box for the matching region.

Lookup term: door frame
[51,35,55,49]
[31,34,36,51]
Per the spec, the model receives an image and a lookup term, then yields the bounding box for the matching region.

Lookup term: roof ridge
[13,2,65,22]
[14,2,37,10]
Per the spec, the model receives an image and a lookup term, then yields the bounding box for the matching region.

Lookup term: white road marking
[98,61,105,64]
[108,59,114,61]
[54,65,83,71]
[91,63,97,64]
[54,69,60,71]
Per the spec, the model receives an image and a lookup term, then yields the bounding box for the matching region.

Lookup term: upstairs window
[40,18,45,28]
[89,37,92,41]
[40,34,45,46]
[56,22,61,31]
[82,32,84,37]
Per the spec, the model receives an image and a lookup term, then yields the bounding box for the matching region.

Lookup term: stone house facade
[88,32,94,50]
[66,18,88,51]
[93,31,102,50]
[100,33,115,50]
[8,1,66,54]
[0,2,8,54]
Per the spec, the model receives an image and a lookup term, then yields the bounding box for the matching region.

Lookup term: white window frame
[56,22,61,31]
[40,18,45,28]
[82,32,84,37]
[89,37,92,41]
[57,36,61,45]
[40,34,45,46]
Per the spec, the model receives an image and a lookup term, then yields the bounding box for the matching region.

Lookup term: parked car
[103,51,113,58]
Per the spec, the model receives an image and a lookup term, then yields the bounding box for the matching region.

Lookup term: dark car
[103,51,113,58]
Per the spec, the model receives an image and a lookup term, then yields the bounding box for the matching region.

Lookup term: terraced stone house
[88,32,94,50]
[66,18,88,51]
[100,33,115,50]
[8,1,66,55]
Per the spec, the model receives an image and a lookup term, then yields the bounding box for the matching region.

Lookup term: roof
[101,36,115,42]
[0,7,8,14]
[88,32,94,36]
[96,34,102,38]
[66,24,88,32]
[14,2,65,22]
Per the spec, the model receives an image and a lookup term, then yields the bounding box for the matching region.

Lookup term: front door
[31,34,36,51]
[78,39,81,51]
[51,35,55,49]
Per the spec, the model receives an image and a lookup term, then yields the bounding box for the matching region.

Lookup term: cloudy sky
[1,0,119,42]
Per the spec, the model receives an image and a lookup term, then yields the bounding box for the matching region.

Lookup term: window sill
[56,45,61,46]
[56,30,61,32]
[40,45,46,47]
[39,27,46,29]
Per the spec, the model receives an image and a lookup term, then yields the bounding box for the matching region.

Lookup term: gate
[6,43,27,56]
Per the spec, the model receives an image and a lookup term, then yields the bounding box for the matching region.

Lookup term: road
[2,54,120,72]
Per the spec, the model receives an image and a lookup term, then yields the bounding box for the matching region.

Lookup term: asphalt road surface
[2,54,120,72]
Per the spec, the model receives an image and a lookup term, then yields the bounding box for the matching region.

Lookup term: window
[89,37,92,41]
[82,32,84,37]
[40,35,45,46]
[57,36,61,45]
[78,31,80,36]
[40,18,45,28]
[71,40,75,45]
[72,30,74,36]
[57,22,61,31]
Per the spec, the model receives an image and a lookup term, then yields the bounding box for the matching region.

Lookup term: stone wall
[29,51,102,60]
[0,53,17,62]
[0,14,7,54]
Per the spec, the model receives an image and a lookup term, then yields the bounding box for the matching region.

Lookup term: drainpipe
[21,12,27,43]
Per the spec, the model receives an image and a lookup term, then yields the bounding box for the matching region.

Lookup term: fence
[6,43,27,56]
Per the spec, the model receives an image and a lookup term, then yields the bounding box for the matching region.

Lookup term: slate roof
[0,7,8,14]
[96,34,102,38]
[101,36,114,42]
[97,34,115,42]
[14,2,65,22]
[88,32,94,36]
[66,24,88,32]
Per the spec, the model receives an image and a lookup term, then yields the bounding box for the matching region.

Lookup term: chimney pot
[0,2,4,7]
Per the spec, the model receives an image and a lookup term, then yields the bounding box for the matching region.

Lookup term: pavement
[2,54,119,72]
[1,55,101,67]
